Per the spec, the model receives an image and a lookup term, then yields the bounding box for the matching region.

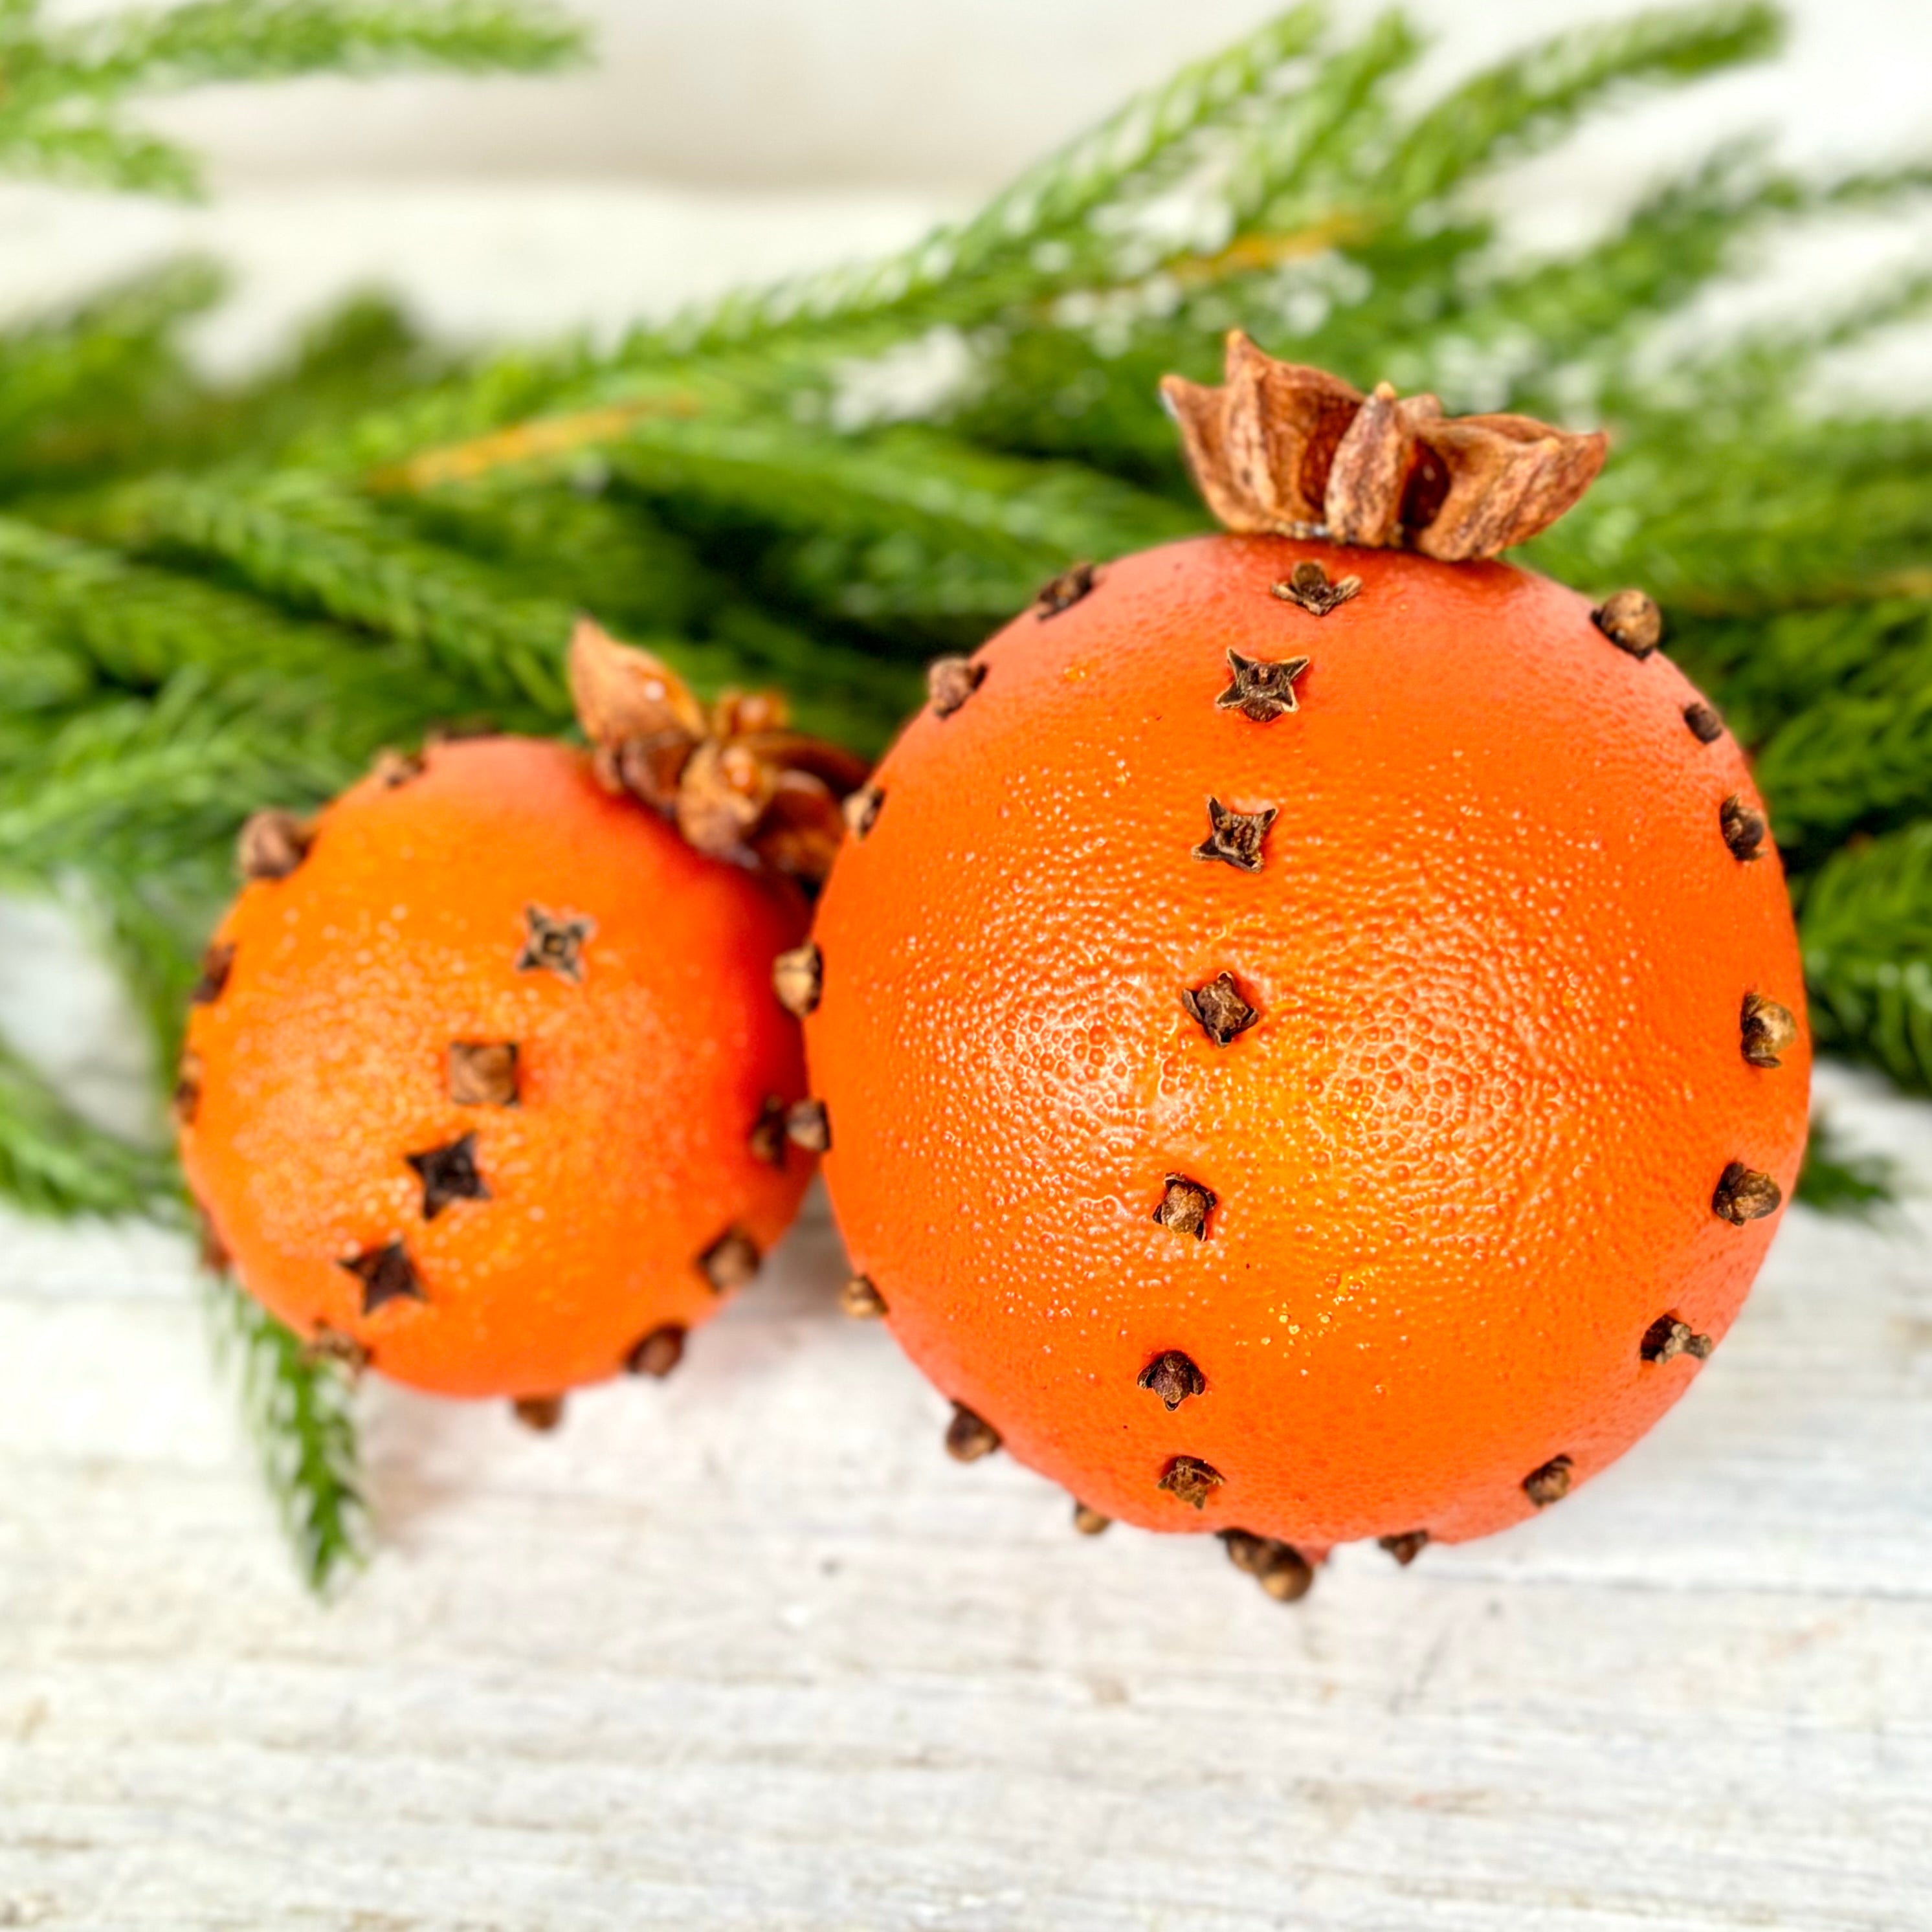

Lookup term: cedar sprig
[600,414,1199,636]
[0,0,585,197]
[0,260,225,486]
[204,1269,368,1593]
[0,1039,181,1221]
[1794,1115,1902,1225]
[1799,822,1932,1095]
[646,4,1332,357]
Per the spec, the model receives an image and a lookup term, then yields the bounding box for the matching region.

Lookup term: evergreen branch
[205,1270,367,1595]
[606,415,1201,630]
[1657,601,1929,752]
[0,0,586,198]
[391,475,924,744]
[1794,1113,1899,1222]
[34,0,585,94]
[649,4,1329,354]
[1381,2,1782,210]
[1217,8,1422,232]
[11,291,462,489]
[0,1037,179,1221]
[0,671,351,882]
[88,861,223,1067]
[0,511,410,689]
[0,258,225,477]
[87,472,581,707]
[1751,679,1932,861]
[0,605,95,713]
[1799,821,1932,1094]
[0,107,201,194]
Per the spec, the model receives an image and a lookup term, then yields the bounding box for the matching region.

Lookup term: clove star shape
[515,904,595,983]
[339,1240,425,1316]
[405,1133,490,1221]
[1215,649,1311,723]
[1193,797,1278,872]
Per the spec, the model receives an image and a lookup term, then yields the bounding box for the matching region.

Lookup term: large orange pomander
[179,733,817,1407]
[805,337,1809,1593]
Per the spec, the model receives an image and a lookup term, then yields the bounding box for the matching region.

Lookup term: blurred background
[8,0,1932,375]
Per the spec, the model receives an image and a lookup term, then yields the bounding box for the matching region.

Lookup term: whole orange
[805,533,1809,1565]
[179,736,814,1402]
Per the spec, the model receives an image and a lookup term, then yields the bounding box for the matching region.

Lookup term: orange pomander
[804,341,1808,1590]
[179,736,814,1405]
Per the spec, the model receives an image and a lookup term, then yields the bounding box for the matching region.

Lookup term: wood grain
[3,1028,1929,1931]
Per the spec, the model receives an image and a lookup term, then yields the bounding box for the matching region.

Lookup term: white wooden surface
[3,877,1931,1927]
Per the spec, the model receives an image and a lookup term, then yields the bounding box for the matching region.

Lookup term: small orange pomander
[178,735,817,1403]
[804,338,1809,1590]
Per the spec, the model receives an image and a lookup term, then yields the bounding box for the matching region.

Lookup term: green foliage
[651,4,1332,355]
[3,0,1931,1587]
[0,1038,179,1219]
[1800,823,1932,1095]
[0,260,225,485]
[603,416,1199,634]
[1794,1114,1900,1223]
[0,0,584,197]
[205,1272,367,1593]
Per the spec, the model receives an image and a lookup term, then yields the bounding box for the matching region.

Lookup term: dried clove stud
[1153,1174,1216,1241]
[1272,559,1360,617]
[1720,795,1768,863]
[700,1227,761,1293]
[195,1206,230,1276]
[772,942,823,1017]
[516,904,595,983]
[1592,588,1663,658]
[172,1049,203,1127]
[1158,1456,1225,1510]
[625,1323,687,1378]
[1215,648,1311,722]
[1193,796,1278,873]
[1640,1315,1713,1364]
[1036,562,1097,616]
[513,1394,566,1432]
[843,784,884,841]
[945,1403,1001,1463]
[303,1324,370,1375]
[785,1099,831,1154]
[1522,1455,1574,1508]
[1072,1502,1112,1536]
[1137,1349,1206,1410]
[748,1096,789,1168]
[840,1274,888,1319]
[927,657,986,718]
[405,1133,489,1221]
[190,941,235,1006]
[339,1240,424,1316]
[1712,1162,1782,1225]
[1683,702,1725,744]
[447,1040,519,1107]
[1181,972,1259,1045]
[372,748,425,788]
[1220,1529,1313,1600]
[237,809,314,881]
[1740,992,1798,1070]
[1378,1530,1430,1566]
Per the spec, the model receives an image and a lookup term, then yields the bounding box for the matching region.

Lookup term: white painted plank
[2,1062,1930,1929]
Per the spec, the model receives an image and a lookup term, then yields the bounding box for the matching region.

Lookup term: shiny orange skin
[807,536,1810,1553]
[181,737,812,1399]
